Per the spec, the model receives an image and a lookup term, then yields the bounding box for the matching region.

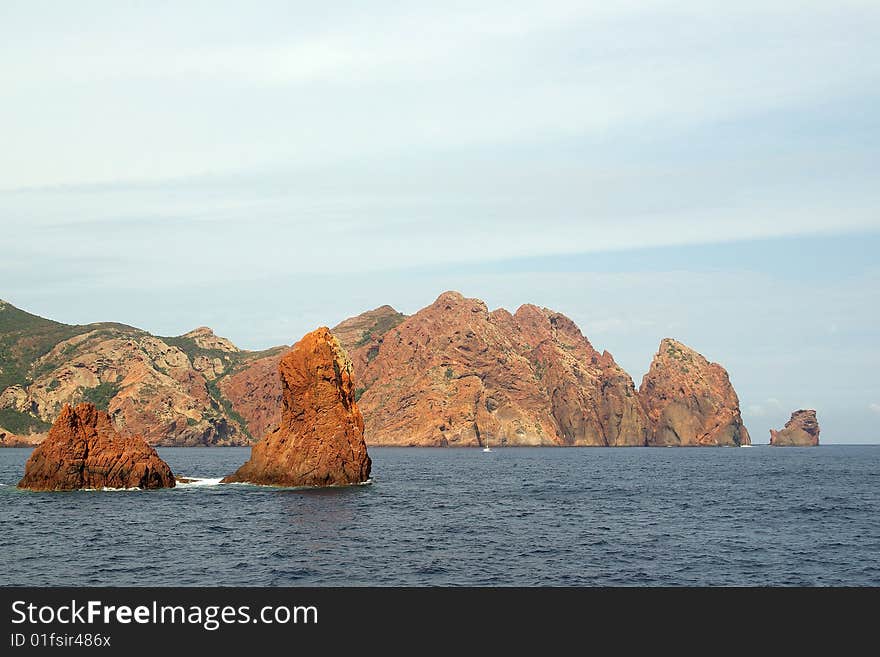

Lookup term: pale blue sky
[2,2,879,442]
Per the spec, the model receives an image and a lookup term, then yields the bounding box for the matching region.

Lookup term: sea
[1,446,878,586]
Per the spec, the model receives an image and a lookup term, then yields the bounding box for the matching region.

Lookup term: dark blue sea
[1,446,878,586]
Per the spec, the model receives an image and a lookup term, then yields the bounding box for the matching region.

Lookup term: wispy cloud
[2,2,879,188]
[746,398,784,418]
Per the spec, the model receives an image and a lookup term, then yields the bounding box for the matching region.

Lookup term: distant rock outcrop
[222,328,371,487]
[0,427,44,447]
[639,338,751,446]
[770,409,820,446]
[181,327,239,353]
[17,403,176,490]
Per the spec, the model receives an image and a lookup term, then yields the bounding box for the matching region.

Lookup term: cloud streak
[2,2,879,188]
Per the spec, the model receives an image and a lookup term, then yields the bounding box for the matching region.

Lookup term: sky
[1,1,879,442]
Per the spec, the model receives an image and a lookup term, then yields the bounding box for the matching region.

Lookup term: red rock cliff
[347,291,648,446]
[222,327,371,486]
[17,402,176,490]
[639,339,751,446]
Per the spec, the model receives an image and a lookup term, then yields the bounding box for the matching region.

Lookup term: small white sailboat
[483,435,492,452]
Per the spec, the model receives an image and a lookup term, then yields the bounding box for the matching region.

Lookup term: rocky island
[770,409,820,446]
[222,327,371,487]
[17,402,176,490]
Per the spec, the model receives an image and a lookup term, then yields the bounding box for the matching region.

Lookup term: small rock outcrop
[222,328,371,487]
[770,409,820,446]
[181,326,240,353]
[17,403,176,490]
[0,428,44,447]
[639,338,751,446]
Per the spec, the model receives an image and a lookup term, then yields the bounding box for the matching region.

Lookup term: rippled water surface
[2,446,878,586]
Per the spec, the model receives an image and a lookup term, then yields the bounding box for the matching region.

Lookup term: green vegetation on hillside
[0,301,84,391]
[81,381,121,411]
[0,407,50,434]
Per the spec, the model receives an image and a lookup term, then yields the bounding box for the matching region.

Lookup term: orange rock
[17,403,176,490]
[345,292,648,446]
[222,328,371,487]
[639,338,751,446]
[770,409,819,446]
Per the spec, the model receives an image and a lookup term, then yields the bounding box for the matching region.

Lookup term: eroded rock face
[639,339,751,446]
[770,409,820,446]
[17,403,175,490]
[342,292,649,446]
[222,328,371,487]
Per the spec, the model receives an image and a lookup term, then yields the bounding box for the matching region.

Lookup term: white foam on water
[82,486,142,492]
[175,476,224,488]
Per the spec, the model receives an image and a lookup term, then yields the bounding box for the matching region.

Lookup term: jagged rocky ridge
[1,294,752,447]
[220,292,750,447]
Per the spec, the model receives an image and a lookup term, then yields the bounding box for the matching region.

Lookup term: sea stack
[770,409,820,446]
[222,327,371,487]
[17,403,176,490]
[639,338,751,446]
